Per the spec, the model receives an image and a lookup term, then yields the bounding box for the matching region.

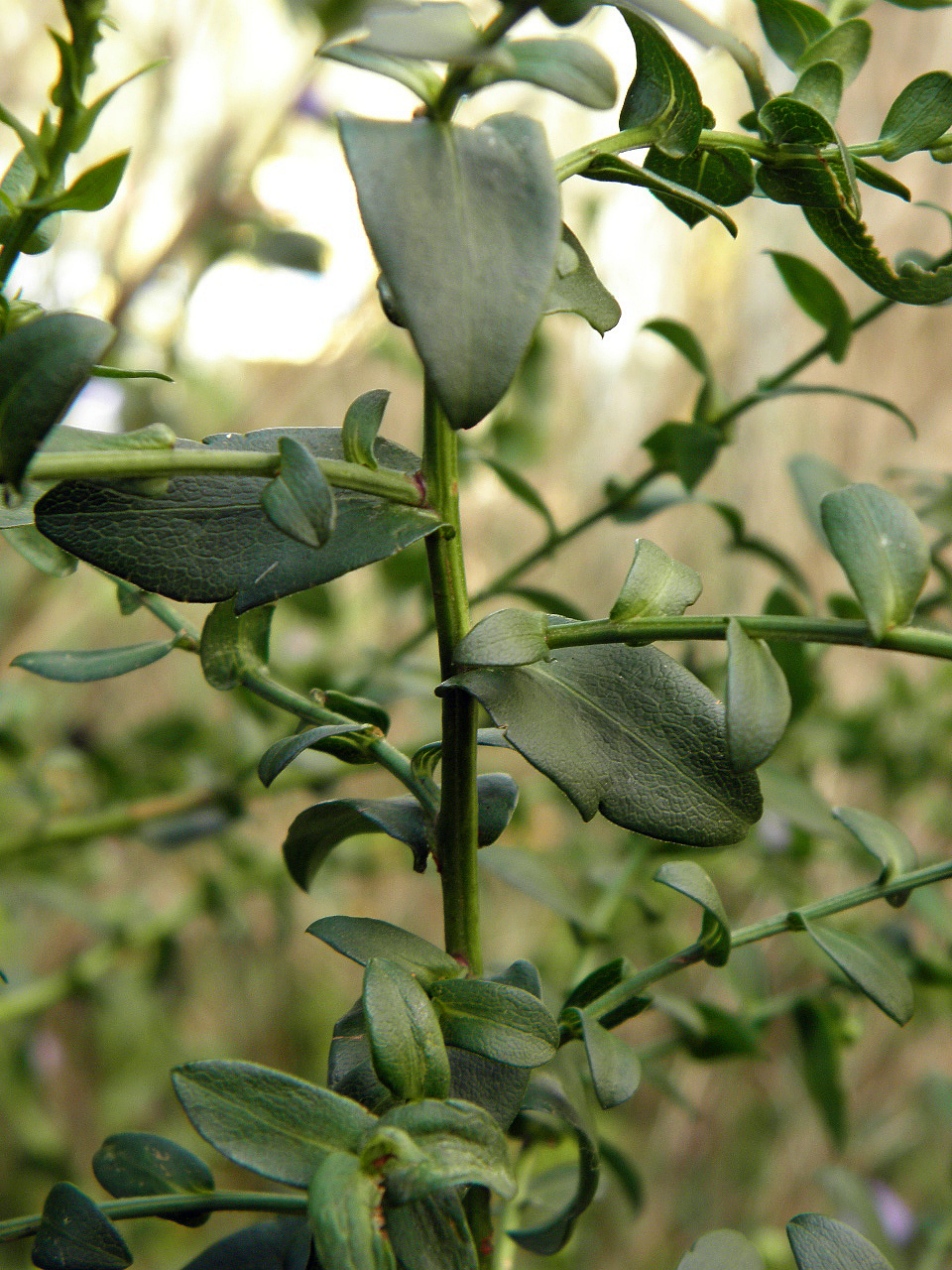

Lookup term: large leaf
[384,1191,477,1270]
[545,223,621,334]
[725,618,792,772]
[171,1060,375,1187]
[92,1133,214,1228]
[178,1220,312,1270]
[786,1214,894,1270]
[355,2,479,59]
[34,429,438,611]
[376,1100,516,1202]
[803,206,952,303]
[283,795,432,886]
[0,312,114,490]
[879,71,952,160]
[363,957,451,1101]
[308,915,464,985]
[795,20,870,86]
[820,483,929,639]
[447,643,762,847]
[429,977,559,1067]
[618,9,704,157]
[677,1229,765,1269]
[32,1184,132,1270]
[308,1152,396,1270]
[803,919,914,1025]
[12,638,176,682]
[340,114,560,430]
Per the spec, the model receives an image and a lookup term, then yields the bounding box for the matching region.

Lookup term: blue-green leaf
[12,638,176,682]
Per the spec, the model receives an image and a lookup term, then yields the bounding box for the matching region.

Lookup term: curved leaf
[753,0,829,69]
[795,20,871,86]
[618,9,704,157]
[677,1229,765,1269]
[655,859,731,966]
[476,772,519,846]
[750,384,916,437]
[477,38,617,110]
[284,796,432,887]
[545,223,621,334]
[786,1213,894,1270]
[364,958,451,1101]
[562,1007,640,1108]
[342,389,389,470]
[481,456,556,534]
[3,524,77,575]
[642,145,755,228]
[793,61,843,124]
[832,806,917,903]
[321,41,443,104]
[199,600,272,691]
[429,977,559,1067]
[258,723,372,787]
[456,608,549,667]
[12,638,175,682]
[32,1184,132,1270]
[308,1151,395,1270]
[725,618,792,772]
[643,317,710,377]
[384,1191,477,1270]
[793,999,847,1149]
[356,2,478,59]
[261,436,335,548]
[610,537,702,621]
[803,918,914,1025]
[585,154,739,236]
[768,252,851,361]
[178,1219,312,1270]
[803,206,952,303]
[879,71,952,160]
[308,915,464,984]
[92,1133,214,1228]
[377,1099,516,1202]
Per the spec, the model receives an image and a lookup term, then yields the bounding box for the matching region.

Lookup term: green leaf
[508,1079,599,1254]
[597,1139,644,1213]
[476,772,519,846]
[324,689,391,732]
[802,206,952,303]
[750,385,916,438]
[455,608,549,667]
[35,428,438,611]
[92,1133,214,1228]
[475,38,617,110]
[39,151,129,213]
[284,796,432,886]
[795,21,871,86]
[12,638,176,683]
[172,1060,375,1187]
[308,916,464,985]
[793,61,843,124]
[544,223,621,334]
[762,587,817,719]
[661,997,761,1059]
[0,150,59,253]
[199,600,273,690]
[0,105,48,179]
[757,99,858,214]
[261,436,336,548]
[803,918,914,1025]
[481,456,556,535]
[753,0,829,69]
[641,420,721,489]
[678,1229,765,1269]
[480,844,594,931]
[178,1220,312,1270]
[562,1008,640,1109]
[429,978,560,1067]
[786,1214,894,1270]
[610,537,702,621]
[789,453,849,544]
[852,158,911,201]
[321,40,443,105]
[355,3,479,59]
[878,72,952,160]
[820,483,929,639]
[832,806,917,905]
[642,145,755,228]
[32,1183,132,1270]
[447,644,763,848]
[655,859,731,966]
[364,958,451,1101]
[341,114,560,430]
[643,318,710,377]
[792,999,847,1149]
[3,524,77,576]
[376,1099,516,1201]
[0,312,114,490]
[308,1151,396,1270]
[725,618,792,772]
[564,958,631,1012]
[342,390,388,471]
[618,10,704,157]
[89,365,173,382]
[258,724,373,787]
[584,155,739,237]
[768,252,851,361]
[384,1192,477,1270]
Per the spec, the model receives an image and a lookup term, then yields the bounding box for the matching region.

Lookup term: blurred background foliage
[2,0,952,1267]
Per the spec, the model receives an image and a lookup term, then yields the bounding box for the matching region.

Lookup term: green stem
[431,2,531,121]
[421,380,481,972]
[555,125,661,182]
[28,450,430,509]
[0,1192,307,1243]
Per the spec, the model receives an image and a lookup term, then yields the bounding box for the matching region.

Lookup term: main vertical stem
[422,379,482,974]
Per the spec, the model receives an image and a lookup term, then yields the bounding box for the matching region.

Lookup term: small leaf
[786,1214,894,1270]
[429,978,559,1067]
[92,1133,214,1228]
[753,0,829,69]
[376,1099,516,1202]
[481,456,556,535]
[751,385,916,438]
[177,1220,312,1270]
[258,724,373,787]
[356,2,479,60]
[39,152,129,213]
[788,454,849,544]
[3,524,77,576]
[879,71,952,160]
[643,318,710,377]
[342,389,389,470]
[661,997,761,1059]
[795,20,871,86]
[584,154,739,237]
[562,1007,640,1109]
[678,1229,765,1270]
[324,689,391,732]
[308,1151,395,1270]
[476,38,617,110]
[793,999,847,1149]
[820,483,929,639]
[476,772,519,846]
[172,1060,375,1188]
[641,145,755,228]
[308,915,464,985]
[610,538,702,621]
[803,206,952,304]
[641,420,721,489]
[199,600,273,690]
[284,796,432,886]
[793,61,843,124]
[832,806,917,905]
[618,10,704,157]
[768,252,851,362]
[803,918,914,1025]
[32,1184,132,1270]
[384,1191,477,1270]
[564,958,631,1011]
[261,436,336,548]
[321,41,443,105]
[364,958,451,1101]
[12,638,176,683]
[456,608,549,668]
[852,159,911,201]
[725,618,792,772]
[544,223,621,334]
[655,859,731,966]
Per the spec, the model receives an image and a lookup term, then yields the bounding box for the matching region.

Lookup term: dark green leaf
[475,39,617,110]
[476,772,519,846]
[92,1133,214,1228]
[35,429,438,611]
[753,0,829,69]
[199,600,272,691]
[321,41,443,105]
[172,1060,375,1187]
[32,1184,131,1270]
[308,915,464,985]
[757,99,858,214]
[642,420,721,489]
[598,1139,643,1213]
[642,145,755,228]
[12,638,176,683]
[342,389,389,471]
[341,114,560,430]
[0,312,114,490]
[725,618,792,771]
[820,483,929,639]
[585,155,739,236]
[643,317,710,377]
[508,1079,599,1254]
[793,61,843,124]
[544,223,621,334]
[802,206,952,303]
[364,958,451,1101]
[385,1191,477,1270]
[456,608,549,667]
[39,152,129,213]
[562,1007,640,1108]
[793,999,847,1149]
[768,252,851,361]
[789,453,849,544]
[258,724,372,787]
[308,1151,395,1270]
[661,997,761,1059]
[795,21,871,86]
[261,437,336,548]
[327,1000,396,1116]
[878,71,952,160]
[177,1220,312,1270]
[852,158,911,201]
[677,1229,765,1269]
[618,10,704,157]
[375,1100,516,1202]
[564,958,631,1011]
[610,537,702,621]
[356,2,478,59]
[832,806,916,905]
[284,796,432,886]
[429,978,559,1067]
[3,524,77,576]
[479,844,594,930]
[803,918,914,1024]
[786,1214,894,1270]
[447,644,763,848]
[750,385,916,438]
[481,456,556,534]
[655,859,731,966]
[324,689,391,732]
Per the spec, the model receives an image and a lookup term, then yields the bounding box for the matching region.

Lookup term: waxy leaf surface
[655,859,731,965]
[284,795,432,886]
[364,957,451,1101]
[562,1007,640,1108]
[178,1220,312,1270]
[377,1099,516,1202]
[12,638,175,682]
[610,537,702,621]
[618,9,703,157]
[309,915,464,985]
[725,618,792,771]
[429,977,559,1067]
